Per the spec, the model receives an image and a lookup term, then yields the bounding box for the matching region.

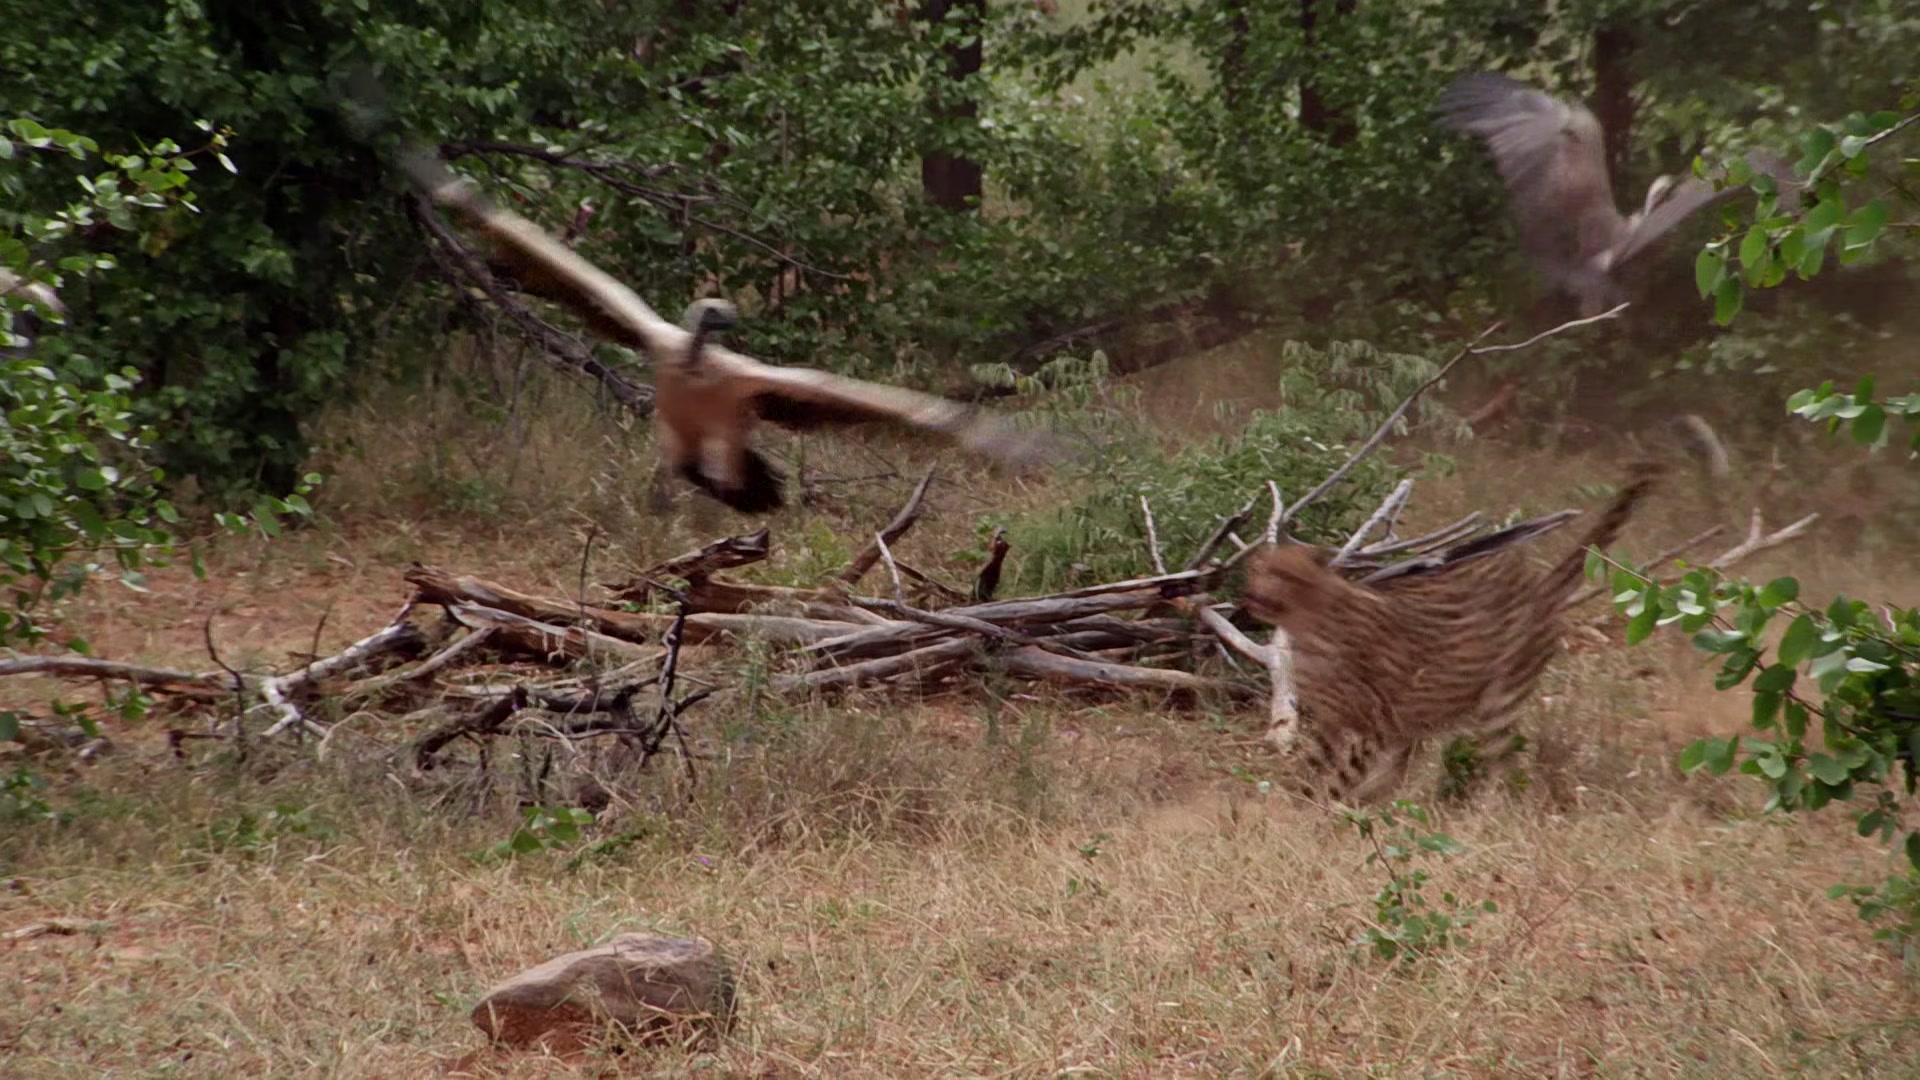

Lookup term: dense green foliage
[1,117,318,767]
[6,0,1914,498]
[1000,339,1449,590]
[2,119,205,654]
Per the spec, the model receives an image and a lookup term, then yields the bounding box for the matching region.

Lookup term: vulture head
[1437,71,1798,317]
[681,297,739,367]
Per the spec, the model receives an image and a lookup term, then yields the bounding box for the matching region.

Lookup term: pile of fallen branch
[0,307,1820,773]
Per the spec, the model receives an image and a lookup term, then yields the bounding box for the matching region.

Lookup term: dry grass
[7,334,1920,1077]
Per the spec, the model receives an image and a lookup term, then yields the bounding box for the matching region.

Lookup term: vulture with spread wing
[398,149,1055,513]
[1437,71,1798,316]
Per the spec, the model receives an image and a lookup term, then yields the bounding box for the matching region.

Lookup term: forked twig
[1284,306,1623,529]
[838,467,936,588]
[1710,510,1820,569]
[1337,478,1415,562]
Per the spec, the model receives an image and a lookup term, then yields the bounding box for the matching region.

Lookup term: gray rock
[470,932,736,1050]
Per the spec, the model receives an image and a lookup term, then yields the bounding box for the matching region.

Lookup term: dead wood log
[775,637,982,694]
[448,604,661,664]
[0,656,232,698]
[799,582,1203,663]
[851,598,1111,663]
[602,529,772,603]
[411,563,661,642]
[891,560,969,606]
[836,468,936,588]
[258,614,435,737]
[680,577,885,624]
[346,626,500,700]
[996,647,1259,699]
[413,675,665,771]
[412,564,849,646]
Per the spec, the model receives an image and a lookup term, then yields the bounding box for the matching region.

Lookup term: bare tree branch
[838,469,936,588]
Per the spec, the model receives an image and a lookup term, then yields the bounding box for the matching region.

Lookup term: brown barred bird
[1243,461,1667,803]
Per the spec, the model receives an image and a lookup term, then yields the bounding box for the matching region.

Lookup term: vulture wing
[1437,72,1627,294]
[398,148,680,357]
[1611,149,1803,271]
[717,353,1058,469]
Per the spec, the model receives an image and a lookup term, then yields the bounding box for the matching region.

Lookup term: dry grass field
[5,330,1920,1077]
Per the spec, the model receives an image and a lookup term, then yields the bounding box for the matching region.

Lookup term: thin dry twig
[1564,524,1728,609]
[1140,496,1168,575]
[1468,302,1629,354]
[1711,510,1820,569]
[838,468,936,588]
[1282,307,1624,531]
[875,533,907,603]
[1337,478,1415,562]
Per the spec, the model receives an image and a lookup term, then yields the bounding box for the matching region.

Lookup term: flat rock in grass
[470,933,736,1050]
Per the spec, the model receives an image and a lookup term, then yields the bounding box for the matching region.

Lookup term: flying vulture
[398,149,1055,513]
[1437,71,1798,316]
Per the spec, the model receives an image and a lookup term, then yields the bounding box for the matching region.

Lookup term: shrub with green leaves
[2,118,316,744]
[1342,800,1493,964]
[1001,339,1454,591]
[1618,101,1920,952]
[1694,106,1914,325]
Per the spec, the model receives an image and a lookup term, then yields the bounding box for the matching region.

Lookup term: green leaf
[1757,577,1800,610]
[1845,199,1890,251]
[1694,249,1727,298]
[1752,689,1784,728]
[1776,614,1820,667]
[1827,594,1859,628]
[1907,832,1920,872]
[1712,277,1745,325]
[1851,404,1887,446]
[1808,754,1850,785]
[1752,664,1797,693]
[1677,739,1710,773]
[1704,737,1738,776]
[1737,226,1770,284]
[1692,628,1747,654]
[1717,647,1761,690]
[1626,604,1658,645]
[1783,700,1809,739]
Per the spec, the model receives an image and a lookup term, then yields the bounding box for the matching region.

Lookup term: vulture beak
[681,298,739,370]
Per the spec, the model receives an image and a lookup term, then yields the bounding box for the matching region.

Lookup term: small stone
[470,932,736,1051]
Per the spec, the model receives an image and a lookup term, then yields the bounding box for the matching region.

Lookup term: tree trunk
[918,0,985,211]
[1297,0,1356,146]
[1591,24,1637,200]
[1219,0,1251,113]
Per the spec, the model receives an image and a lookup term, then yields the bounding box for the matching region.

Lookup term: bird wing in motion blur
[396,148,1056,513]
[1437,71,1798,316]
